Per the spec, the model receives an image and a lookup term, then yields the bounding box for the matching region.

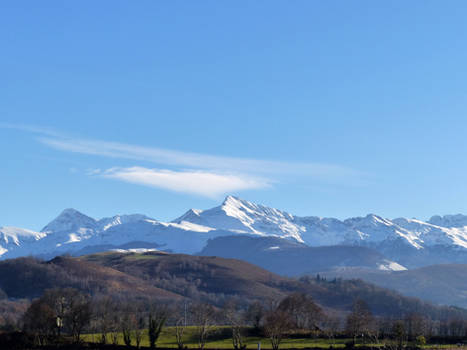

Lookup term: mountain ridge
[3,196,467,269]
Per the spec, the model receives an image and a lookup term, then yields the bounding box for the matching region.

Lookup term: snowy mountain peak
[220,196,263,216]
[222,195,249,207]
[172,196,302,241]
[220,196,260,220]
[222,196,295,221]
[223,195,240,203]
[41,208,97,233]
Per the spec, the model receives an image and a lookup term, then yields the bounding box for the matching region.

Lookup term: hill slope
[69,252,467,319]
[0,255,179,300]
[0,251,464,320]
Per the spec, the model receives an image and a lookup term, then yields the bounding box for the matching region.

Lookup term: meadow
[82,326,466,349]
[83,326,345,349]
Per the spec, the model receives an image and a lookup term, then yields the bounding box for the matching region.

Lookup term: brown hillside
[0,252,465,321]
[0,255,180,300]
[84,251,289,301]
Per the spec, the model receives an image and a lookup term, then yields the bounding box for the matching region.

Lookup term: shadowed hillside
[83,251,467,320]
[0,251,465,321]
[0,256,179,300]
[198,235,403,275]
[320,264,467,308]
[84,251,290,302]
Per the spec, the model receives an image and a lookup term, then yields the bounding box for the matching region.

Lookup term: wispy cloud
[37,135,359,179]
[0,123,62,138]
[100,167,271,198]
[1,124,365,197]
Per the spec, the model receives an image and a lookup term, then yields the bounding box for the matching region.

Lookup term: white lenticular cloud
[100,167,271,198]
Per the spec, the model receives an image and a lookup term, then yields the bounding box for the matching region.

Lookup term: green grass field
[83,326,348,349]
[83,326,467,349]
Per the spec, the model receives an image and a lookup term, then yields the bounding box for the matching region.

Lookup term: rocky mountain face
[3,195,467,269]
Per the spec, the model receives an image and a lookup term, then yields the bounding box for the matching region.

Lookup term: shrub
[416,335,426,346]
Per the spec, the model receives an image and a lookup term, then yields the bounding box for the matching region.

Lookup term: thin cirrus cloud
[99,167,271,198]
[1,124,364,197]
[37,135,364,197]
[37,135,360,179]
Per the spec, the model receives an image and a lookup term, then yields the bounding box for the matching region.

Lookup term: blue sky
[2,1,467,229]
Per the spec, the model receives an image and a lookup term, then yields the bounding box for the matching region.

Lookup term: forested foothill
[1,251,467,349]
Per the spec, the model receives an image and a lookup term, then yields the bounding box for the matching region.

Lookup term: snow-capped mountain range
[3,195,467,269]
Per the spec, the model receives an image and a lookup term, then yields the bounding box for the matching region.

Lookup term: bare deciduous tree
[23,288,91,344]
[245,301,264,331]
[175,317,186,349]
[191,303,216,350]
[148,303,169,349]
[121,311,134,347]
[263,309,293,350]
[64,290,91,343]
[346,299,373,345]
[22,299,56,346]
[322,314,341,346]
[134,315,145,349]
[278,293,322,331]
[172,302,188,349]
[392,320,406,350]
[93,296,114,344]
[224,300,246,350]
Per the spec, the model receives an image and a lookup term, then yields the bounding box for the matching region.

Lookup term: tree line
[6,287,467,349]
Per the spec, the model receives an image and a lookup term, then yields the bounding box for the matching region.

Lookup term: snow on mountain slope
[378,260,407,271]
[393,217,467,249]
[176,197,467,253]
[343,215,424,249]
[83,218,217,254]
[173,196,305,241]
[0,209,219,259]
[295,216,355,246]
[174,198,442,250]
[0,227,46,256]
[0,227,46,244]
[4,196,467,265]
